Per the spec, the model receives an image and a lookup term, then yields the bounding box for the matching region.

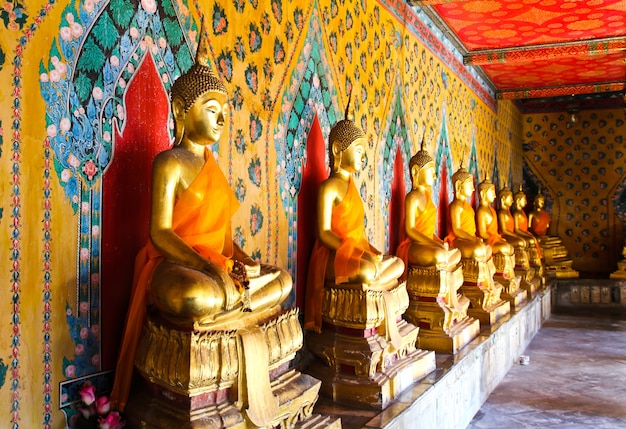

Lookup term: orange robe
[110,149,239,411]
[396,191,437,279]
[517,210,543,258]
[445,200,477,246]
[483,206,503,246]
[530,210,550,237]
[304,178,375,332]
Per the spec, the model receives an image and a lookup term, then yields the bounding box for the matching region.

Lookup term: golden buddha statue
[528,191,578,278]
[304,100,434,409]
[396,143,479,353]
[511,186,544,267]
[445,166,491,262]
[111,26,329,429]
[476,177,526,308]
[446,165,509,326]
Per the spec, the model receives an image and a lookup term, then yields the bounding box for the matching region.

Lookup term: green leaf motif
[163,18,183,48]
[92,11,119,52]
[0,357,6,388]
[74,72,92,104]
[76,39,106,74]
[110,0,134,28]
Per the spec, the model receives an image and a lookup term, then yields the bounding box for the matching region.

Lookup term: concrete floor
[467,310,626,429]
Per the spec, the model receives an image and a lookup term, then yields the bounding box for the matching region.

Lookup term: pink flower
[99,411,126,429]
[78,383,96,406]
[95,395,110,414]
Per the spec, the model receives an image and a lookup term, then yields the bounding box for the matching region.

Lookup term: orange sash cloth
[530,210,550,237]
[304,178,374,333]
[518,211,543,258]
[445,200,477,246]
[396,192,437,279]
[484,207,503,246]
[110,149,239,411]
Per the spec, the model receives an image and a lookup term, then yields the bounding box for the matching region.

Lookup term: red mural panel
[101,54,172,369]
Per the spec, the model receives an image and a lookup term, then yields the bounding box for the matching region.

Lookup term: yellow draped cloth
[304,178,375,333]
[445,200,477,246]
[530,210,550,237]
[396,190,437,279]
[110,149,239,411]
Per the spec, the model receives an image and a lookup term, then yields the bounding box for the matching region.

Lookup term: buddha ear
[331,140,342,171]
[172,96,186,145]
[410,165,419,182]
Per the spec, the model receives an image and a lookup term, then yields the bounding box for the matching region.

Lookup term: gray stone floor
[467,311,626,429]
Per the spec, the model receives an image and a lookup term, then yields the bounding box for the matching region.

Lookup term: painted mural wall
[0,0,522,427]
[522,108,626,274]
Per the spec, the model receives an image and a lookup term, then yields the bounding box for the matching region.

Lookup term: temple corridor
[468,310,626,429]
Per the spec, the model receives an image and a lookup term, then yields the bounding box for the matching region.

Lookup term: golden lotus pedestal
[513,247,542,298]
[492,253,527,311]
[305,280,436,410]
[611,258,626,279]
[403,265,480,354]
[124,307,339,429]
[541,244,579,279]
[459,258,510,326]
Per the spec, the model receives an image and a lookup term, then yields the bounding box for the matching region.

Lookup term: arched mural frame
[274,8,340,302]
[39,0,198,379]
[378,80,414,251]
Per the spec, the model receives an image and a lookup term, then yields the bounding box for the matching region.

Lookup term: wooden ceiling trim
[465,37,626,65]
[498,82,626,100]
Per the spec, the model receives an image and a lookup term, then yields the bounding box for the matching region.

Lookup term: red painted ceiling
[413,0,626,109]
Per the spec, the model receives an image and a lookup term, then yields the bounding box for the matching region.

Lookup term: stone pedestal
[305,280,436,410]
[459,258,510,326]
[125,308,337,429]
[404,265,480,354]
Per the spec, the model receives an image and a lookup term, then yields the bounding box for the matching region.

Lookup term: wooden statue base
[306,334,435,410]
[124,370,338,429]
[415,315,480,354]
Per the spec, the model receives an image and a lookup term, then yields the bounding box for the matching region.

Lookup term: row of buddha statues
[104,28,577,429]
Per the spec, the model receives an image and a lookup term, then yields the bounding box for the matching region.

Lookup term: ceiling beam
[465,37,626,66]
[498,82,626,100]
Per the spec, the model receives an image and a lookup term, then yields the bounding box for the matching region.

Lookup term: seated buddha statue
[110,37,292,417]
[528,191,577,277]
[476,176,514,259]
[511,186,543,261]
[445,166,491,262]
[304,102,405,333]
[496,186,528,251]
[303,102,433,409]
[396,142,461,274]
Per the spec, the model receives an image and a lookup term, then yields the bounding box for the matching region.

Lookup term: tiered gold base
[516,267,542,298]
[611,258,626,279]
[306,280,435,409]
[306,327,435,410]
[125,308,334,429]
[404,265,479,354]
[495,275,528,311]
[459,259,510,326]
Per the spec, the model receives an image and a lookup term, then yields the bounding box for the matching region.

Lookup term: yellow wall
[0,0,521,426]
[522,108,626,274]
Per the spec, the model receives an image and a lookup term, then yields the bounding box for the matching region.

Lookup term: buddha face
[183,91,229,145]
[515,194,527,209]
[457,177,474,199]
[500,192,513,209]
[534,196,545,209]
[481,186,496,204]
[414,162,436,188]
[339,137,366,173]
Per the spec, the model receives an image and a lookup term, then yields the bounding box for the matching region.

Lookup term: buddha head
[409,138,435,188]
[498,186,513,210]
[477,176,496,204]
[513,186,527,210]
[329,93,367,173]
[451,164,474,199]
[533,192,545,210]
[171,24,229,146]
